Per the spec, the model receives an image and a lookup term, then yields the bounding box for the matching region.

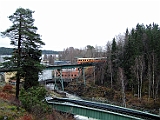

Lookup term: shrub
[18,114,34,120]
[19,86,52,119]
[2,84,13,93]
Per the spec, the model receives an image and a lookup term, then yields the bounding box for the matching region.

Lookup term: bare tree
[132,55,144,100]
[48,55,54,65]
[43,54,48,61]
[119,67,126,107]
[106,41,113,88]
[147,60,151,101]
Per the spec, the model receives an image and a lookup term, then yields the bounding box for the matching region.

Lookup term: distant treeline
[0,47,13,55]
[42,50,59,54]
[0,47,59,55]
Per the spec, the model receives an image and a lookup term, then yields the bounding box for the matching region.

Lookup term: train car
[77,57,107,64]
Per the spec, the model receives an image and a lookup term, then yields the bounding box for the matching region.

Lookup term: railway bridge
[41,63,95,90]
[46,97,160,120]
[0,63,95,90]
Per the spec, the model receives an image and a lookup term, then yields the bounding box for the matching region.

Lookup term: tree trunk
[139,55,144,100]
[135,58,140,99]
[16,14,22,99]
[155,78,159,100]
[152,52,155,99]
[119,67,126,107]
[109,60,113,88]
[148,57,151,101]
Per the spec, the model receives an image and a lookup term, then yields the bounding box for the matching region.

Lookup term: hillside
[65,76,160,115]
[0,82,74,120]
[0,47,60,55]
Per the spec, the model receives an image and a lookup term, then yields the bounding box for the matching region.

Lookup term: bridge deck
[45,63,94,70]
[0,63,94,72]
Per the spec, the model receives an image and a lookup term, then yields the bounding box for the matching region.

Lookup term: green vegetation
[1,5,160,117]
[0,83,75,120]
[1,8,45,98]
[0,7,73,120]
[106,23,160,100]
[92,23,160,114]
[0,83,32,120]
[0,99,26,120]
[19,86,52,119]
[63,24,160,114]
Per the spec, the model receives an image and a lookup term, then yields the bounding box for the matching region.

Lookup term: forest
[0,47,13,55]
[1,23,160,103]
[59,23,160,106]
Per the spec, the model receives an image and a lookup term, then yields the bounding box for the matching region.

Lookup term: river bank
[64,80,160,115]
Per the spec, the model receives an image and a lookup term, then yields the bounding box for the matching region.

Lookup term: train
[77,57,107,64]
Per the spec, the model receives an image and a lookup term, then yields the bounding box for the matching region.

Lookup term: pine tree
[1,8,45,98]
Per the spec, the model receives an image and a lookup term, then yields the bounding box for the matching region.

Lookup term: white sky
[0,0,160,51]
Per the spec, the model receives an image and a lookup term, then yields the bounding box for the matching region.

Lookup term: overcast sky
[0,0,160,51]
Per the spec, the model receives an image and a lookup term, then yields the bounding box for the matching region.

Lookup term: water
[46,84,97,120]
[39,70,53,81]
[0,55,11,63]
[74,115,97,120]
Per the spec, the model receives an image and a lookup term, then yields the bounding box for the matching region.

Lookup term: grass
[0,99,28,120]
[0,82,32,120]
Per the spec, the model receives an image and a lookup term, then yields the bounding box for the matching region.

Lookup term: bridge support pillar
[82,67,85,85]
[54,70,57,90]
[60,69,64,91]
[93,66,95,84]
[77,67,81,83]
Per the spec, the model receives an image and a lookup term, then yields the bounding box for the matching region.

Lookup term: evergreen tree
[1,8,45,98]
[111,38,118,87]
[111,38,117,61]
